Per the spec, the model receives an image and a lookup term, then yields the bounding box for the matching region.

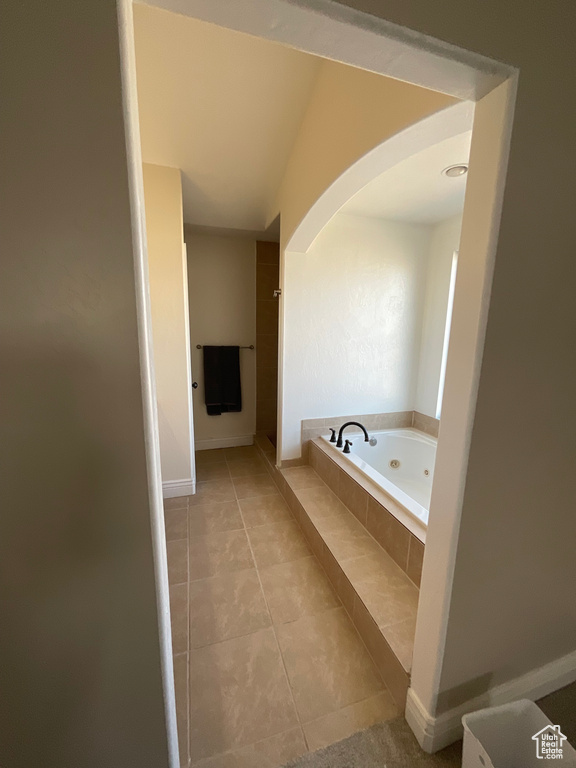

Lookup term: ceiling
[339,131,472,225]
[134,4,321,232]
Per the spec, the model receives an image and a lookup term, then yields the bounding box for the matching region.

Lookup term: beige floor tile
[321,517,382,562]
[355,581,419,630]
[231,727,307,768]
[173,653,189,768]
[407,537,425,587]
[165,495,189,511]
[189,569,271,648]
[196,449,227,465]
[311,449,340,490]
[303,691,398,752]
[239,494,292,528]
[341,549,411,590]
[281,466,325,490]
[352,598,409,706]
[189,530,254,581]
[312,506,360,537]
[167,539,188,585]
[259,557,340,625]
[232,474,278,500]
[320,547,357,616]
[190,479,237,507]
[189,627,298,761]
[227,457,267,478]
[294,486,348,522]
[382,617,417,673]
[276,607,383,723]
[337,470,369,525]
[366,498,410,570]
[224,445,259,461]
[247,521,311,568]
[342,550,419,631]
[191,727,307,768]
[197,463,231,482]
[170,582,189,654]
[165,507,188,541]
[189,501,244,538]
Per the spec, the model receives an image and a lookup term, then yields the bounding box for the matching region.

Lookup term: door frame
[119,0,518,760]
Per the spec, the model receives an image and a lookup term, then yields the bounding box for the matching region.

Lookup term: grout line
[227,450,311,755]
[261,447,407,720]
[256,443,402,713]
[312,440,421,581]
[190,446,399,757]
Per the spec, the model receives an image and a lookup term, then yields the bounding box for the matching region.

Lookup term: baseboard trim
[162,479,195,499]
[406,649,576,753]
[195,435,254,451]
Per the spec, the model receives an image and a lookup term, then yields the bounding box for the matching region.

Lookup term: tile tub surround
[165,446,399,768]
[301,412,413,452]
[412,411,440,438]
[300,410,439,453]
[254,434,420,711]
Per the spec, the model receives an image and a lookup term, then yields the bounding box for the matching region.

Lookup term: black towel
[202,346,242,416]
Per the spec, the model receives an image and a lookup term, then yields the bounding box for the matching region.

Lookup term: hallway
[165,446,398,767]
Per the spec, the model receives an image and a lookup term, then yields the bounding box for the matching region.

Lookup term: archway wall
[271,59,456,249]
[278,100,473,461]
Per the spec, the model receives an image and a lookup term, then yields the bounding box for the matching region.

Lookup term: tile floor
[165,446,398,768]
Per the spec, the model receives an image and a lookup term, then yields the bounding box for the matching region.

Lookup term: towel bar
[196,344,254,350]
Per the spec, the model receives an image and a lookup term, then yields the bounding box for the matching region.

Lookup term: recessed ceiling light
[442,164,468,178]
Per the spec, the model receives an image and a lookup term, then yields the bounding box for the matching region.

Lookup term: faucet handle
[328,428,337,443]
[343,439,353,454]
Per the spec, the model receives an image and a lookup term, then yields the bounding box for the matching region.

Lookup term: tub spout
[336,421,370,448]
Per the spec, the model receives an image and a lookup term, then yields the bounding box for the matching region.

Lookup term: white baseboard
[195,434,254,451]
[406,648,576,753]
[162,479,196,499]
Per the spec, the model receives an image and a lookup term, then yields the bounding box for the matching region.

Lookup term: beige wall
[282,213,430,459]
[328,0,576,719]
[273,59,455,245]
[143,164,193,488]
[186,231,256,448]
[0,1,168,765]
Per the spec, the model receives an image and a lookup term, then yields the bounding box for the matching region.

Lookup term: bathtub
[321,428,436,531]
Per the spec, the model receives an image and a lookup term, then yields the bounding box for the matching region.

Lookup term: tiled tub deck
[255,433,423,711]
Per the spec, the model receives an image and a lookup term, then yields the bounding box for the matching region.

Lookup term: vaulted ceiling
[134,4,321,232]
[134,5,468,236]
[340,131,472,225]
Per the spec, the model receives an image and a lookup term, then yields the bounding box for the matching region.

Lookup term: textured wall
[186,231,257,447]
[282,213,430,459]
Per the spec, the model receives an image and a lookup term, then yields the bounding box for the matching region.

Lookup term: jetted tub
[321,428,436,531]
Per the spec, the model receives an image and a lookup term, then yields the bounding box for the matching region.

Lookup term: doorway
[120,0,517,762]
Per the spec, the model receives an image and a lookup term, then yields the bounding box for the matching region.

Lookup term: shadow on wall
[0,342,165,768]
